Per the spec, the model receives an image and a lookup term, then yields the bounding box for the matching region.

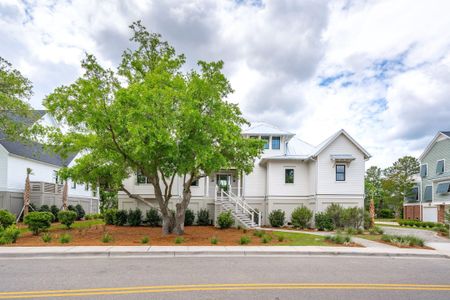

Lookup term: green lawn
[50,219,105,230]
[271,231,329,246]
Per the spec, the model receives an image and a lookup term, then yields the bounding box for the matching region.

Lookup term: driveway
[380,226,448,243]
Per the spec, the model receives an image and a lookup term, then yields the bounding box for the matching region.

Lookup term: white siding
[243,158,266,197]
[266,161,310,196]
[316,134,365,196]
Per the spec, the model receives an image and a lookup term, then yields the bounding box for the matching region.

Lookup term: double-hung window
[420,164,428,177]
[285,168,294,184]
[261,136,270,149]
[272,136,281,149]
[424,186,432,202]
[336,164,346,181]
[191,180,199,187]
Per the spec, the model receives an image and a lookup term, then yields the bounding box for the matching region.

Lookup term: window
[420,164,428,177]
[53,171,63,184]
[92,190,97,197]
[84,183,89,191]
[436,182,450,194]
[261,136,270,149]
[272,136,281,149]
[71,181,76,189]
[136,170,150,184]
[424,186,432,202]
[191,180,199,187]
[436,160,445,175]
[406,187,419,202]
[336,164,346,181]
[285,168,294,183]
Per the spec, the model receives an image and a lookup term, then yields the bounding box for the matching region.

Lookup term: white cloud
[1,0,449,169]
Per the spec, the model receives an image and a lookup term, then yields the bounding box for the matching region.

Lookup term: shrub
[253,230,264,237]
[85,213,102,220]
[115,210,128,226]
[140,236,150,244]
[210,236,218,245]
[184,209,195,226]
[24,212,53,235]
[291,206,313,229]
[268,209,285,227]
[369,226,383,235]
[50,205,60,222]
[381,234,424,247]
[378,208,395,219]
[239,235,251,245]
[325,203,344,229]
[0,210,16,229]
[74,204,86,220]
[67,205,77,214]
[314,212,334,231]
[174,236,184,244]
[127,208,142,226]
[59,233,72,244]
[58,210,77,229]
[39,205,50,213]
[363,211,372,229]
[104,209,117,225]
[277,235,284,242]
[342,207,364,229]
[261,235,272,244]
[145,208,161,227]
[217,211,234,229]
[41,233,52,243]
[197,209,210,226]
[325,233,352,245]
[0,225,20,244]
[101,233,113,243]
[345,227,357,235]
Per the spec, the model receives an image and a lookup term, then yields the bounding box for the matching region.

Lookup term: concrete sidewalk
[0,245,448,259]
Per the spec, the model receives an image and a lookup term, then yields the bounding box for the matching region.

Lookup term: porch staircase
[215,188,262,229]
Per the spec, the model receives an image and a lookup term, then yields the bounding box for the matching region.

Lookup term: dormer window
[272,136,281,149]
[261,136,270,149]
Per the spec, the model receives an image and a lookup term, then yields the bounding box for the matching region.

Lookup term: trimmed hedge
[398,219,449,229]
[58,210,78,229]
[24,212,53,235]
[217,211,234,229]
[0,210,16,229]
[184,209,195,226]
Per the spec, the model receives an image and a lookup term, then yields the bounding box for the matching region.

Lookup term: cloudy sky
[1,0,449,169]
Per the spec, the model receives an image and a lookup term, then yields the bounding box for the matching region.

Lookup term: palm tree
[23,168,33,216]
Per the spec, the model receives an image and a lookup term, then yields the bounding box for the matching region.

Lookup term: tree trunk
[162,212,175,235]
[173,185,192,235]
[62,181,68,210]
[23,173,31,216]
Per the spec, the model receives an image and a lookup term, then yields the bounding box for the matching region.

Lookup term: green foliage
[398,219,448,229]
[381,234,424,247]
[345,227,358,235]
[58,210,78,229]
[174,237,184,244]
[39,205,50,213]
[253,230,264,237]
[277,235,284,242]
[85,213,102,220]
[364,166,383,210]
[210,236,218,245]
[369,226,384,235]
[100,190,118,214]
[325,234,352,245]
[0,210,15,229]
[0,225,20,244]
[184,209,195,226]
[378,208,395,219]
[325,203,344,229]
[341,207,364,229]
[314,212,334,231]
[140,236,149,244]
[268,209,285,227]
[261,235,272,244]
[104,209,117,225]
[74,204,86,220]
[217,211,234,229]
[101,233,113,243]
[115,210,128,226]
[239,235,251,245]
[127,208,143,226]
[59,233,72,244]
[197,209,210,226]
[24,212,53,235]
[50,205,60,222]
[364,211,372,229]
[291,206,313,229]
[145,208,161,227]
[41,233,52,243]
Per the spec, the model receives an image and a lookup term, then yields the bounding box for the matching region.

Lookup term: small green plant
[41,233,52,243]
[369,226,384,235]
[115,210,128,226]
[217,211,234,229]
[381,234,424,247]
[74,204,85,220]
[0,225,21,244]
[0,210,16,229]
[24,212,53,235]
[261,235,272,244]
[101,233,113,243]
[145,208,161,227]
[140,236,150,244]
[127,208,142,226]
[184,209,195,226]
[174,236,184,244]
[239,235,251,245]
[197,209,210,226]
[211,236,218,245]
[58,210,78,229]
[277,235,284,242]
[50,205,60,222]
[104,209,117,225]
[253,230,264,237]
[59,233,72,244]
[268,209,285,227]
[291,206,313,229]
[345,227,357,235]
[325,233,352,245]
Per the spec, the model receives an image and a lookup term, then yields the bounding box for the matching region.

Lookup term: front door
[216,174,231,193]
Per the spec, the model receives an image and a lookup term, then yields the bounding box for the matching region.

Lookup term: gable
[419,132,450,161]
[313,130,371,160]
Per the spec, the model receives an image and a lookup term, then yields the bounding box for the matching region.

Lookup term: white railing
[218,188,261,227]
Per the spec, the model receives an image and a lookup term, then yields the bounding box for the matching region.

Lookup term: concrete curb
[0,246,448,259]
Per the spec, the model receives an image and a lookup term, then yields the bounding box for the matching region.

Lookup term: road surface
[0,255,449,299]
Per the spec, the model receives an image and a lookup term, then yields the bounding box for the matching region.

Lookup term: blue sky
[1,0,449,168]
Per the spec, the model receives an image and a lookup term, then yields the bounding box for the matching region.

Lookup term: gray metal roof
[441,131,450,137]
[0,111,76,166]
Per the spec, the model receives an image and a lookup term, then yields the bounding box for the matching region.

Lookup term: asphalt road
[0,256,449,299]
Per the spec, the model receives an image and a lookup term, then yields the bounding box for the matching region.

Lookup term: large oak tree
[44,22,264,235]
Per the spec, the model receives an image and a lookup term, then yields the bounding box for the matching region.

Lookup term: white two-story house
[0,111,100,216]
[118,122,370,227]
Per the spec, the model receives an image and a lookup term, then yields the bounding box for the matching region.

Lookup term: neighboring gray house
[404,131,450,223]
